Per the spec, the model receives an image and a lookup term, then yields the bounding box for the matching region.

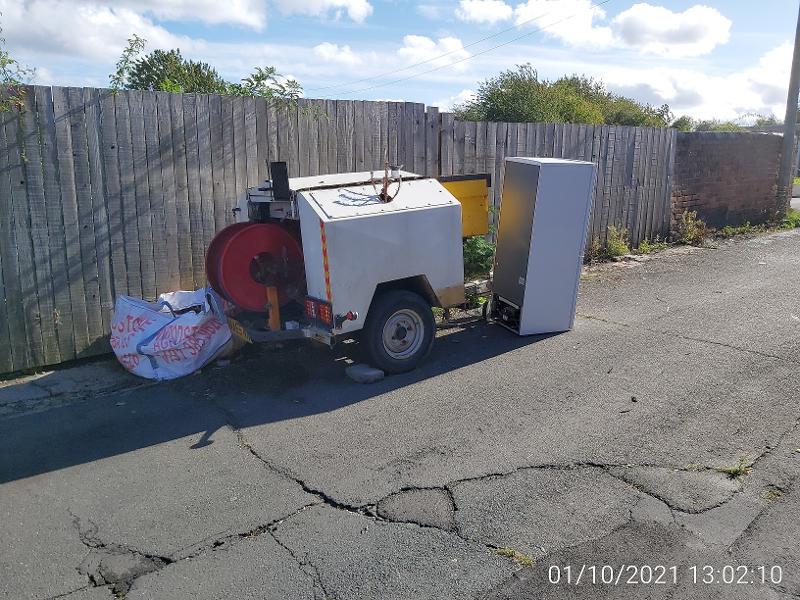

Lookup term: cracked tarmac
[2,229,800,599]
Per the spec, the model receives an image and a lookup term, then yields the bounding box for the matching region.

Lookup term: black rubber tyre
[361,290,435,374]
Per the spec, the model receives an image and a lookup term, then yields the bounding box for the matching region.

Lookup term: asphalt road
[2,228,800,600]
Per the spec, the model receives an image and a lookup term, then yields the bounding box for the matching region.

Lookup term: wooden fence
[0,85,675,374]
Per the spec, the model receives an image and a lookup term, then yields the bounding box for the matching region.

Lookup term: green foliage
[605,225,630,257]
[110,36,302,106]
[585,238,604,263]
[670,113,779,133]
[752,114,779,128]
[634,236,668,254]
[226,66,302,102]
[717,457,752,480]
[463,235,495,280]
[694,119,746,132]
[0,24,35,111]
[454,65,671,127]
[465,292,488,309]
[109,34,147,91]
[717,222,757,238]
[670,115,695,132]
[126,48,228,94]
[496,547,534,567]
[585,226,632,262]
[676,210,709,246]
[793,177,800,186]
[781,208,800,229]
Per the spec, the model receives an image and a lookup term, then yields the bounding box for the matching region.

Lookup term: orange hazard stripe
[319,220,332,302]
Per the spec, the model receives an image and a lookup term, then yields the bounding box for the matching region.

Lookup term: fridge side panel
[491,161,539,306]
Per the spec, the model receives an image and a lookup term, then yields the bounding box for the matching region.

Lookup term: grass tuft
[717,222,757,238]
[605,225,630,258]
[496,547,535,567]
[717,457,752,480]
[676,210,710,246]
[781,208,800,229]
[634,236,668,255]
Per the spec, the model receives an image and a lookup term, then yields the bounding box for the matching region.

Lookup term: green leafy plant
[109,34,147,91]
[454,65,671,127]
[109,36,302,108]
[584,238,605,263]
[605,225,630,257]
[463,235,495,281]
[717,457,752,480]
[634,236,668,254]
[465,292,488,309]
[676,210,709,246]
[717,222,758,238]
[781,208,800,229]
[0,24,35,111]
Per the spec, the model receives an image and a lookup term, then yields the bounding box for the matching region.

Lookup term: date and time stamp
[546,564,785,586]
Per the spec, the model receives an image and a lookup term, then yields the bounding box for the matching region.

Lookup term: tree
[694,119,745,132]
[110,36,302,105]
[125,49,228,94]
[454,64,672,128]
[670,115,695,132]
[455,65,604,124]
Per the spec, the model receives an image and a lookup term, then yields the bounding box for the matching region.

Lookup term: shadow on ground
[0,318,553,483]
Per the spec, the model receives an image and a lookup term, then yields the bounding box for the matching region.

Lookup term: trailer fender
[368,275,464,317]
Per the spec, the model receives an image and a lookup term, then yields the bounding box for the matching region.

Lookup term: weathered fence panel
[0,86,675,373]
[440,120,676,247]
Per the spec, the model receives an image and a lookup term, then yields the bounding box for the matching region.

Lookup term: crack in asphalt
[42,586,94,600]
[57,358,796,598]
[576,313,799,365]
[68,510,173,594]
[266,528,331,600]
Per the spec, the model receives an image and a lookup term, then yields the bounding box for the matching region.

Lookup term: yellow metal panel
[440,178,489,237]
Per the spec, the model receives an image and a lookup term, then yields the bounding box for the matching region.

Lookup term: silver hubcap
[382,309,425,360]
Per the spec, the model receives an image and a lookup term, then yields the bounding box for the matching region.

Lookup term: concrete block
[346,363,385,384]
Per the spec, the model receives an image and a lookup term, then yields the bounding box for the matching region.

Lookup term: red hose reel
[205,222,305,312]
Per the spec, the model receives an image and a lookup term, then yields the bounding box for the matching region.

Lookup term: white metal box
[297,176,465,336]
[492,157,595,335]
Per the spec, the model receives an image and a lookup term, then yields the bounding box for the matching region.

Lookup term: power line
[303,5,572,94]
[334,0,614,98]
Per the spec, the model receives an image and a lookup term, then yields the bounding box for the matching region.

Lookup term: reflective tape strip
[319,220,332,303]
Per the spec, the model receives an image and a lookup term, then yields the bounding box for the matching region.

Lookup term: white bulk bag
[110,287,232,380]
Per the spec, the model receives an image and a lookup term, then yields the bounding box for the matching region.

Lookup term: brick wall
[671,132,782,230]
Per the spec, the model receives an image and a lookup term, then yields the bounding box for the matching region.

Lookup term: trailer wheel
[362,290,435,374]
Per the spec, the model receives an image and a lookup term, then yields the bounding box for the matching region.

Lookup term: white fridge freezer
[491,157,596,335]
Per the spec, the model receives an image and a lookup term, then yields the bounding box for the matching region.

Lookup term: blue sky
[2,0,795,121]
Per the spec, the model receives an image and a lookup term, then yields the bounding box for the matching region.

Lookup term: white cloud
[514,0,614,47]
[462,1,732,57]
[602,41,791,120]
[434,88,476,111]
[456,0,513,24]
[116,0,268,29]
[313,42,362,66]
[397,35,471,72]
[0,0,189,60]
[272,0,373,23]
[611,3,731,57]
